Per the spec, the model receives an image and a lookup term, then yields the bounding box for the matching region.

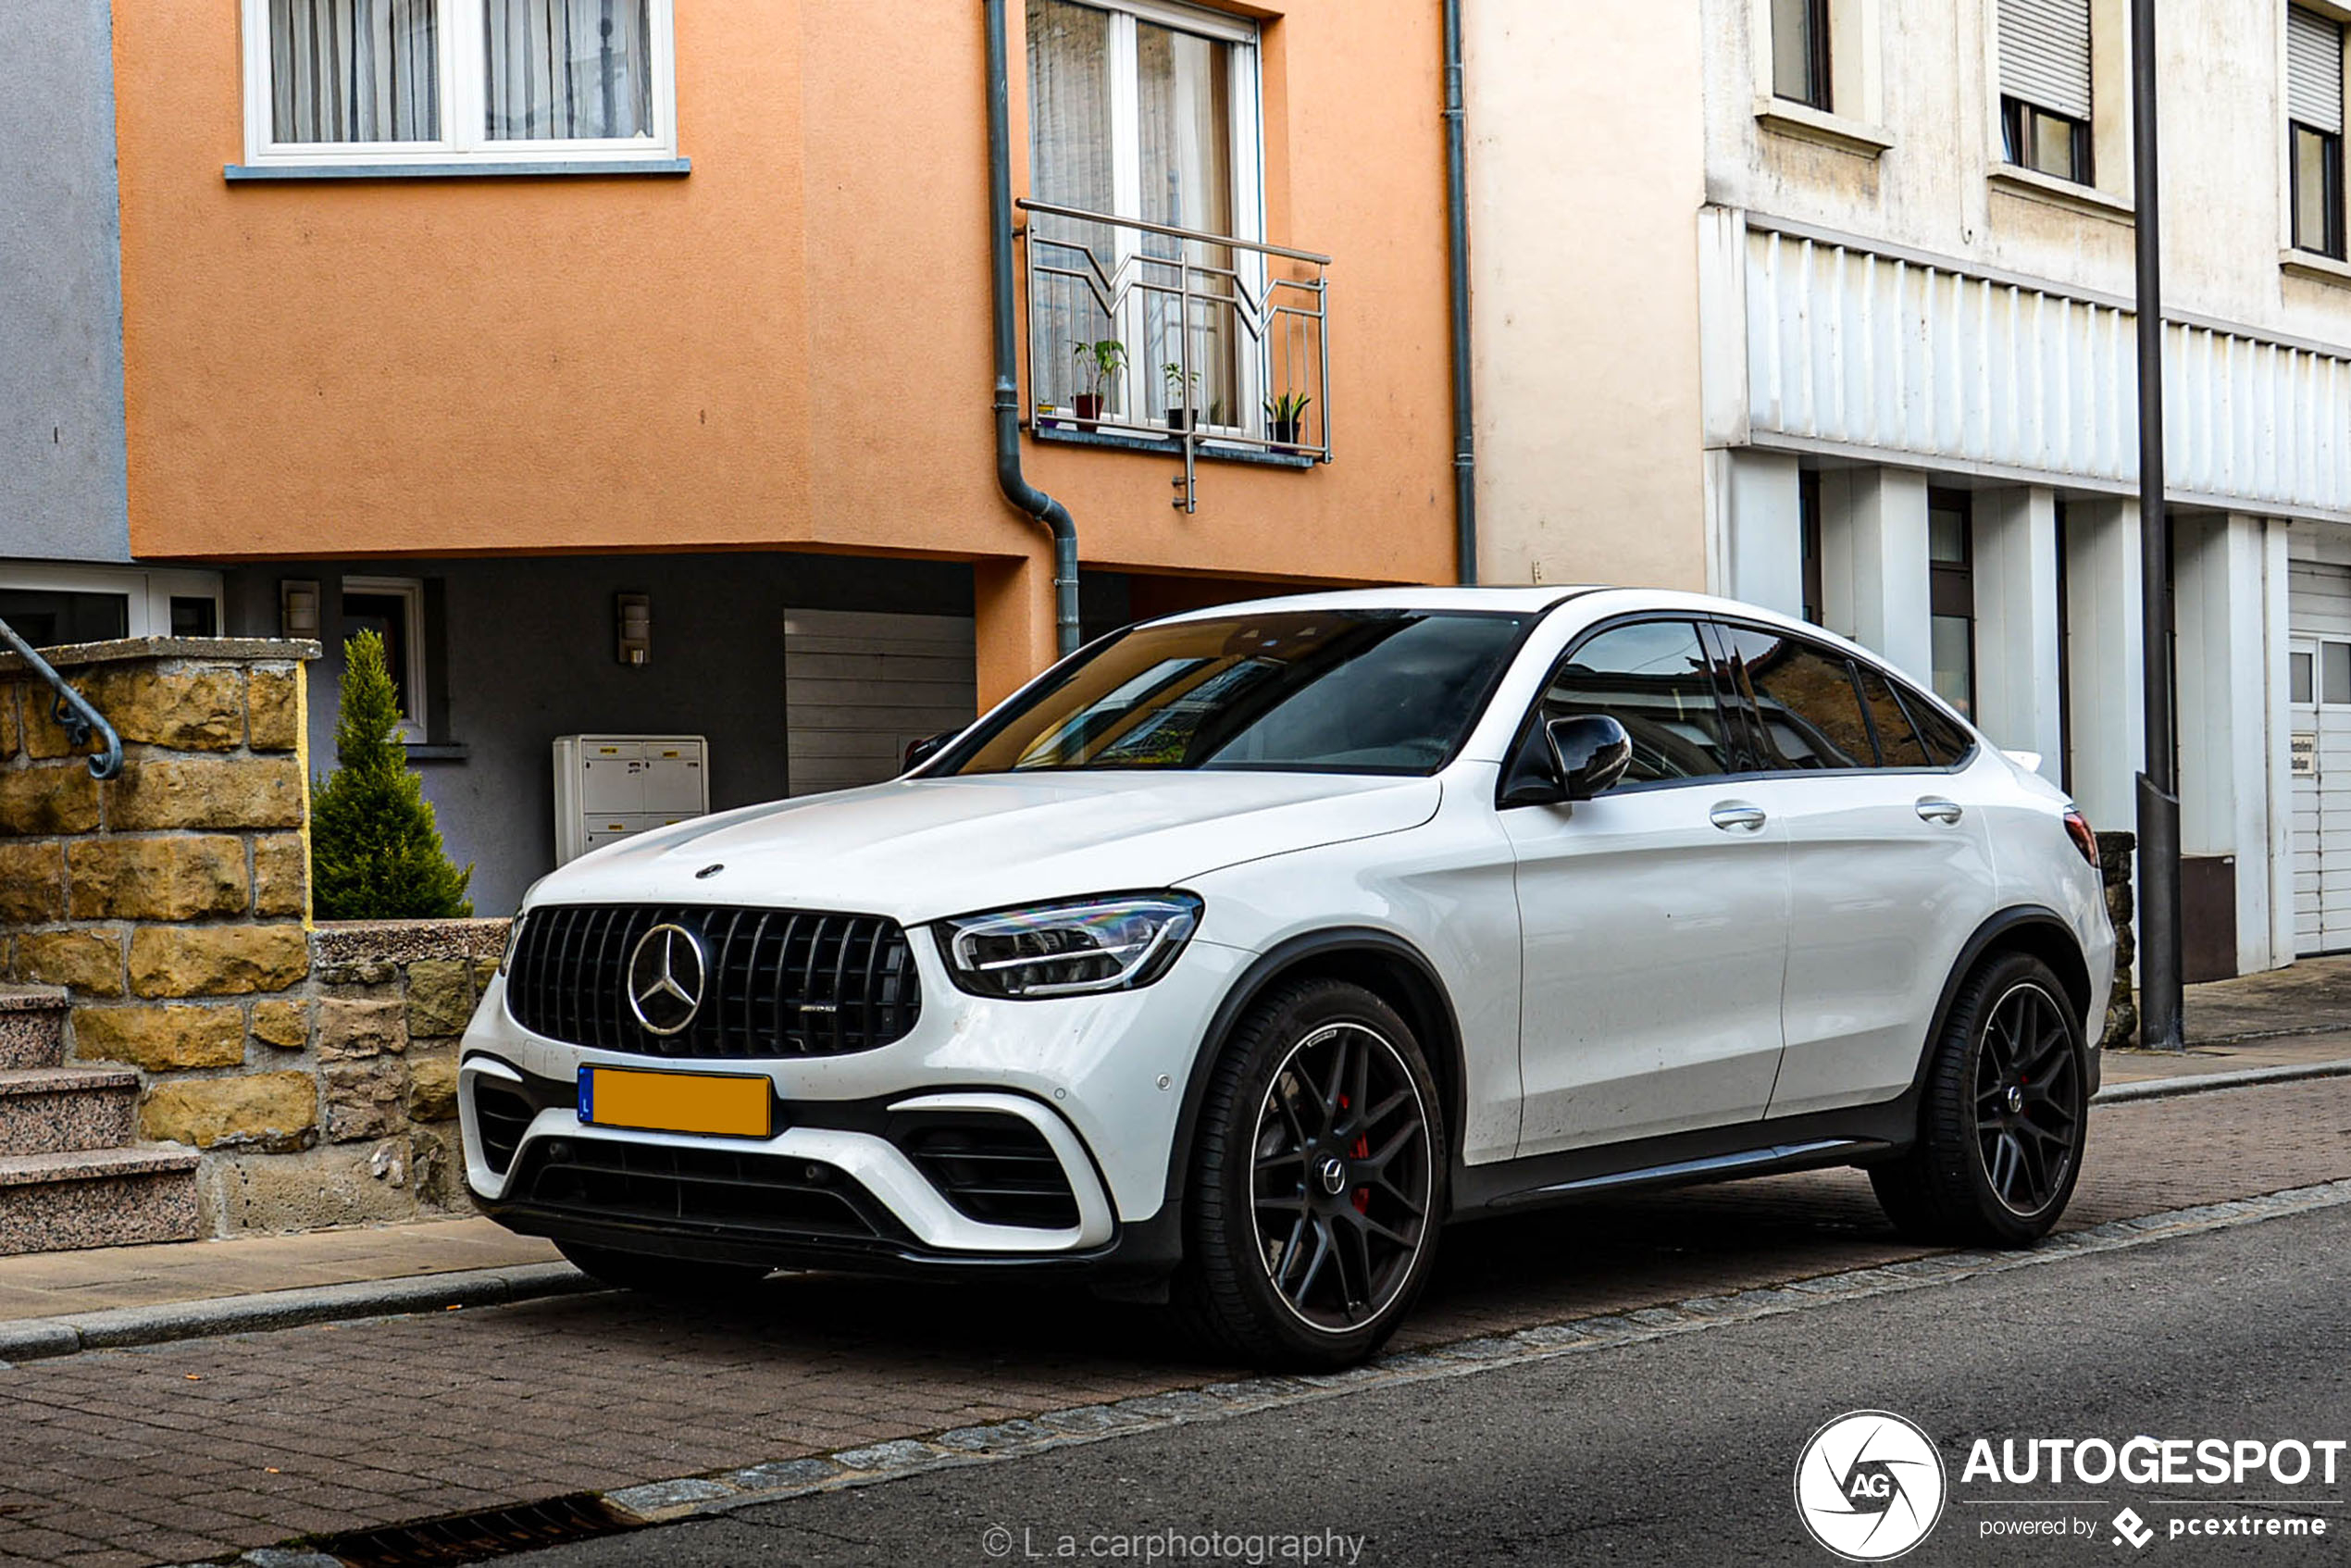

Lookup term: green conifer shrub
[309,629,474,919]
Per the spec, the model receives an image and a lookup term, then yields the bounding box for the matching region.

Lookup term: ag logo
[1795,1410,1948,1562]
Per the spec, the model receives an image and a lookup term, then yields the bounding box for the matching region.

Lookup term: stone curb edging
[0,1262,595,1365]
[570,1174,2351,1537]
[7,1056,2346,1375]
[2092,1056,2351,1103]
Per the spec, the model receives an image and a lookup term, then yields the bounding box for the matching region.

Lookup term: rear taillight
[2063,808,2098,866]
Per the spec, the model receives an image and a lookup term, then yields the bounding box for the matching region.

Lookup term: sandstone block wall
[0,638,510,1233]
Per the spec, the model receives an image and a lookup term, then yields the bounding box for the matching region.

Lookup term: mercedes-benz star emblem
[1316,1155,1350,1197]
[626,924,707,1036]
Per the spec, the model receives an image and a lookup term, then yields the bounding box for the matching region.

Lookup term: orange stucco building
[90,0,1461,910]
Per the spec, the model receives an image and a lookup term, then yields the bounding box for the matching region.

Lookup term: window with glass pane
[2295,123,2346,258]
[1539,622,1735,784]
[1772,0,1831,110]
[1928,490,1976,718]
[269,0,441,143]
[2327,642,2351,705]
[485,0,653,141]
[2293,651,2316,705]
[2002,95,2091,183]
[1026,0,1255,429]
[1712,626,1875,770]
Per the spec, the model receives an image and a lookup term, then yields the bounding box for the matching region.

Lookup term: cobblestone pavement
[3,1077,2347,1568]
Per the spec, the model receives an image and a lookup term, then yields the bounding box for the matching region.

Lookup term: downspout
[1442,0,1477,585]
[985,0,1082,658]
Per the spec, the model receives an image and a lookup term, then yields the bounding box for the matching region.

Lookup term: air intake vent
[516,1139,909,1246]
[471,1082,535,1176]
[506,904,920,1059]
[897,1113,1081,1230]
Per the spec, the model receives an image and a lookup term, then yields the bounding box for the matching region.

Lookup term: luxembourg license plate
[577,1066,773,1139]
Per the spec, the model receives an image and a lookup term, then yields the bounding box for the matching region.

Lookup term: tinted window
[1536,620,1735,784]
[1711,625,1875,770]
[1903,684,1975,765]
[939,609,1528,777]
[1854,666,1934,768]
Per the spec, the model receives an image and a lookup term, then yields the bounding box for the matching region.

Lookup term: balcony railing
[1017,199,1329,512]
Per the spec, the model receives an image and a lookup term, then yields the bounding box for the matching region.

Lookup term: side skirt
[1448,1101,1916,1219]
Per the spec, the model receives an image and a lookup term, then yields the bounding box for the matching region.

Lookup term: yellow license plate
[578,1066,772,1139]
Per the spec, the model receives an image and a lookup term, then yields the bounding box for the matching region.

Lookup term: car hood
[531,770,1443,927]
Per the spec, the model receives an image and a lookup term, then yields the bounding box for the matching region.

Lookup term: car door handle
[1709,802,1768,833]
[1915,797,1964,825]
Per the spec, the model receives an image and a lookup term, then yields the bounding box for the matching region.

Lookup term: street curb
[2092,1056,2351,1103]
[0,1262,597,1365]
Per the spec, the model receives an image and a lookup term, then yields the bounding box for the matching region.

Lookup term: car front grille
[506,904,921,1059]
[512,1139,907,1246]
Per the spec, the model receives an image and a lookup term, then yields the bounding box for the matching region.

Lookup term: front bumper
[457,928,1250,1276]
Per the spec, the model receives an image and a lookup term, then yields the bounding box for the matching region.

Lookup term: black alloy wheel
[1972,980,2084,1216]
[1250,1019,1436,1333]
[1174,977,1447,1367]
[1869,950,2089,1246]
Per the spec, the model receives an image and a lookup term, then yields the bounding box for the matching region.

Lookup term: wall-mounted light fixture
[280,579,321,641]
[616,592,651,666]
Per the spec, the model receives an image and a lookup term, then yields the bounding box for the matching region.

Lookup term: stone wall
[2098,829,2137,1050]
[0,637,504,1234]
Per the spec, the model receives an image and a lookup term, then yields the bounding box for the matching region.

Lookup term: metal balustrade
[1017,198,1330,512]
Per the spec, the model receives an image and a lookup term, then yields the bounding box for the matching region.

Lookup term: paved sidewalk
[2186,952,2351,1040]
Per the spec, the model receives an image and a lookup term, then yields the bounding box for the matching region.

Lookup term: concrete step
[0,1066,140,1156]
[0,987,68,1071]
[0,1147,201,1257]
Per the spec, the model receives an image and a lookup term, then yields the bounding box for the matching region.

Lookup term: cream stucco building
[1467,0,2351,979]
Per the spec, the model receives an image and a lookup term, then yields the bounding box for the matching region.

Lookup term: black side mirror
[902,731,957,773]
[1544,715,1632,802]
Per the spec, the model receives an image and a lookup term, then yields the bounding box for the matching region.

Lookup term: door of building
[2288,562,2351,954]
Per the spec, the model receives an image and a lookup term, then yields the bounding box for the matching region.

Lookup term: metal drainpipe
[985,0,1082,658]
[1441,0,1477,586]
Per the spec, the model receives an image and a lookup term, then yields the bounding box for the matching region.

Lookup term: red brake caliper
[1343,1095,1371,1213]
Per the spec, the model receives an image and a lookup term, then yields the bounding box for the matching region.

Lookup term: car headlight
[939,892,1203,1000]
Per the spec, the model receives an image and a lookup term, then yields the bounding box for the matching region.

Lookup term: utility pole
[2132,0,2184,1052]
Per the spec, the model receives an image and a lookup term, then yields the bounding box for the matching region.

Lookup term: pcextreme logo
[1796,1410,1950,1562]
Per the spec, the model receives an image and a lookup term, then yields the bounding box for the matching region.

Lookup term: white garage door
[2290,562,2351,954]
[783,608,977,796]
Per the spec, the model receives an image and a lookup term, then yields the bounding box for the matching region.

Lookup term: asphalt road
[505,1201,2351,1568]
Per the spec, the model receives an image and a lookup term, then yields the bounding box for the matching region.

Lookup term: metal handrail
[0,618,122,779]
[1016,197,1331,512]
[1016,199,1333,266]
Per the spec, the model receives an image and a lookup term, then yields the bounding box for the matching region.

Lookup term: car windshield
[938,608,1531,776]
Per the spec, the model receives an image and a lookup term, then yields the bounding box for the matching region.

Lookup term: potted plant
[1162,362,1202,431]
[1071,339,1126,429]
[1265,389,1312,448]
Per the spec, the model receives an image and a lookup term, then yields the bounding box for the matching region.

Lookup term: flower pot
[1270,417,1301,447]
[1074,393,1104,429]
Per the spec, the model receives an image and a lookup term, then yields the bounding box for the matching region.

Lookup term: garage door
[783,608,977,796]
[2290,563,2351,954]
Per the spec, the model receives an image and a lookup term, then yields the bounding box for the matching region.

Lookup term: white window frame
[239,0,679,169]
[0,563,226,641]
[1038,0,1266,434]
[341,574,429,741]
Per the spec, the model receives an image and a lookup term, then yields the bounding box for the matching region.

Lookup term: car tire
[556,1240,772,1298]
[1870,951,2089,1247]
[1172,977,1448,1369]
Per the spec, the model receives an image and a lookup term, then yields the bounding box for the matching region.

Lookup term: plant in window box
[1265,389,1312,448]
[1071,340,1126,429]
[1162,362,1202,431]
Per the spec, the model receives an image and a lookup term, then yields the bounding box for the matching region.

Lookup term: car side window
[1898,680,1976,765]
[1710,624,1877,771]
[1853,666,1934,767]
[1533,619,1736,784]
